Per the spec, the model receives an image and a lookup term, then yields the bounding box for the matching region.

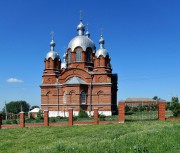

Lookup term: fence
[0,102,170,129]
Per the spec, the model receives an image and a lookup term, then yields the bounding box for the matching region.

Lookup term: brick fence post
[158,102,166,120]
[20,112,25,127]
[94,109,99,124]
[118,102,125,123]
[68,108,73,126]
[0,114,2,129]
[44,110,49,126]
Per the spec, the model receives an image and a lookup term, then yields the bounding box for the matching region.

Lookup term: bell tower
[42,33,61,85]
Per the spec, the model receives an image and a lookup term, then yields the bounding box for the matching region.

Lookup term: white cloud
[6,78,23,83]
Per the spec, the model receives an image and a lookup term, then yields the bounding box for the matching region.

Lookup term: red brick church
[40,19,118,117]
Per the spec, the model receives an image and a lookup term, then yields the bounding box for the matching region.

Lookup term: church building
[40,19,118,117]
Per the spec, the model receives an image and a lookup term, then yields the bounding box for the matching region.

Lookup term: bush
[37,110,44,119]
[12,119,18,124]
[49,117,56,123]
[5,120,12,124]
[98,113,106,121]
[78,109,88,118]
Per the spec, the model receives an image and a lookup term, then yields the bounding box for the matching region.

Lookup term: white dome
[45,39,60,60]
[68,35,96,52]
[95,48,109,58]
[61,62,67,69]
[95,35,109,58]
[46,51,60,60]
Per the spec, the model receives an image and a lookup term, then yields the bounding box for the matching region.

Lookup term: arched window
[76,50,82,61]
[68,52,72,63]
[81,91,86,104]
[46,91,52,104]
[63,92,66,103]
[69,90,75,103]
[87,50,91,62]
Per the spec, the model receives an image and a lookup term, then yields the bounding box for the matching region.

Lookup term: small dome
[95,35,109,58]
[61,52,67,69]
[77,21,85,30]
[46,39,60,60]
[99,36,104,44]
[85,31,90,37]
[95,48,109,58]
[46,51,60,60]
[61,62,67,69]
[50,39,55,47]
[68,35,95,52]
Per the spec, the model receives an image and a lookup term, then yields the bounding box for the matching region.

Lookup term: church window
[76,50,82,61]
[87,50,91,62]
[81,91,86,104]
[63,92,66,103]
[68,52,72,63]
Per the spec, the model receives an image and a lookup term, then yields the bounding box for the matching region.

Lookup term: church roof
[65,77,87,85]
[29,108,40,113]
[125,98,156,102]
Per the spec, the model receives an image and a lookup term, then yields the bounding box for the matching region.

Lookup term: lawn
[0,121,180,153]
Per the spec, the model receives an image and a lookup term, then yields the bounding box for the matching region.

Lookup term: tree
[2,101,30,114]
[31,105,40,110]
[153,96,158,100]
[171,97,180,117]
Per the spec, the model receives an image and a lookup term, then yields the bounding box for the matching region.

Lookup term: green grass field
[0,121,180,153]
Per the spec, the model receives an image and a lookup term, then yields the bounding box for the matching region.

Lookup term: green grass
[0,121,180,153]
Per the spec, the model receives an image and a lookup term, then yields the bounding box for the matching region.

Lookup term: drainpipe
[90,74,94,115]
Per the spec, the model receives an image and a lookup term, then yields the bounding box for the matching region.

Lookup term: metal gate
[125,102,158,121]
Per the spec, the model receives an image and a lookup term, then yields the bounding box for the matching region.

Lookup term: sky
[0,0,180,110]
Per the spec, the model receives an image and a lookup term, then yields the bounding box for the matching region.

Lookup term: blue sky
[0,0,180,110]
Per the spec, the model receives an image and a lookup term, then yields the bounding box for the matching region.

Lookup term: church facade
[40,19,118,117]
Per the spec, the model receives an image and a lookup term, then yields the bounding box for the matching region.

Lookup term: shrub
[98,113,106,121]
[78,109,88,118]
[12,119,18,124]
[49,117,56,123]
[37,110,44,119]
[5,120,12,124]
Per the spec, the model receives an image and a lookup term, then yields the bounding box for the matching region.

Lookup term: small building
[125,98,158,106]
[29,108,40,118]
